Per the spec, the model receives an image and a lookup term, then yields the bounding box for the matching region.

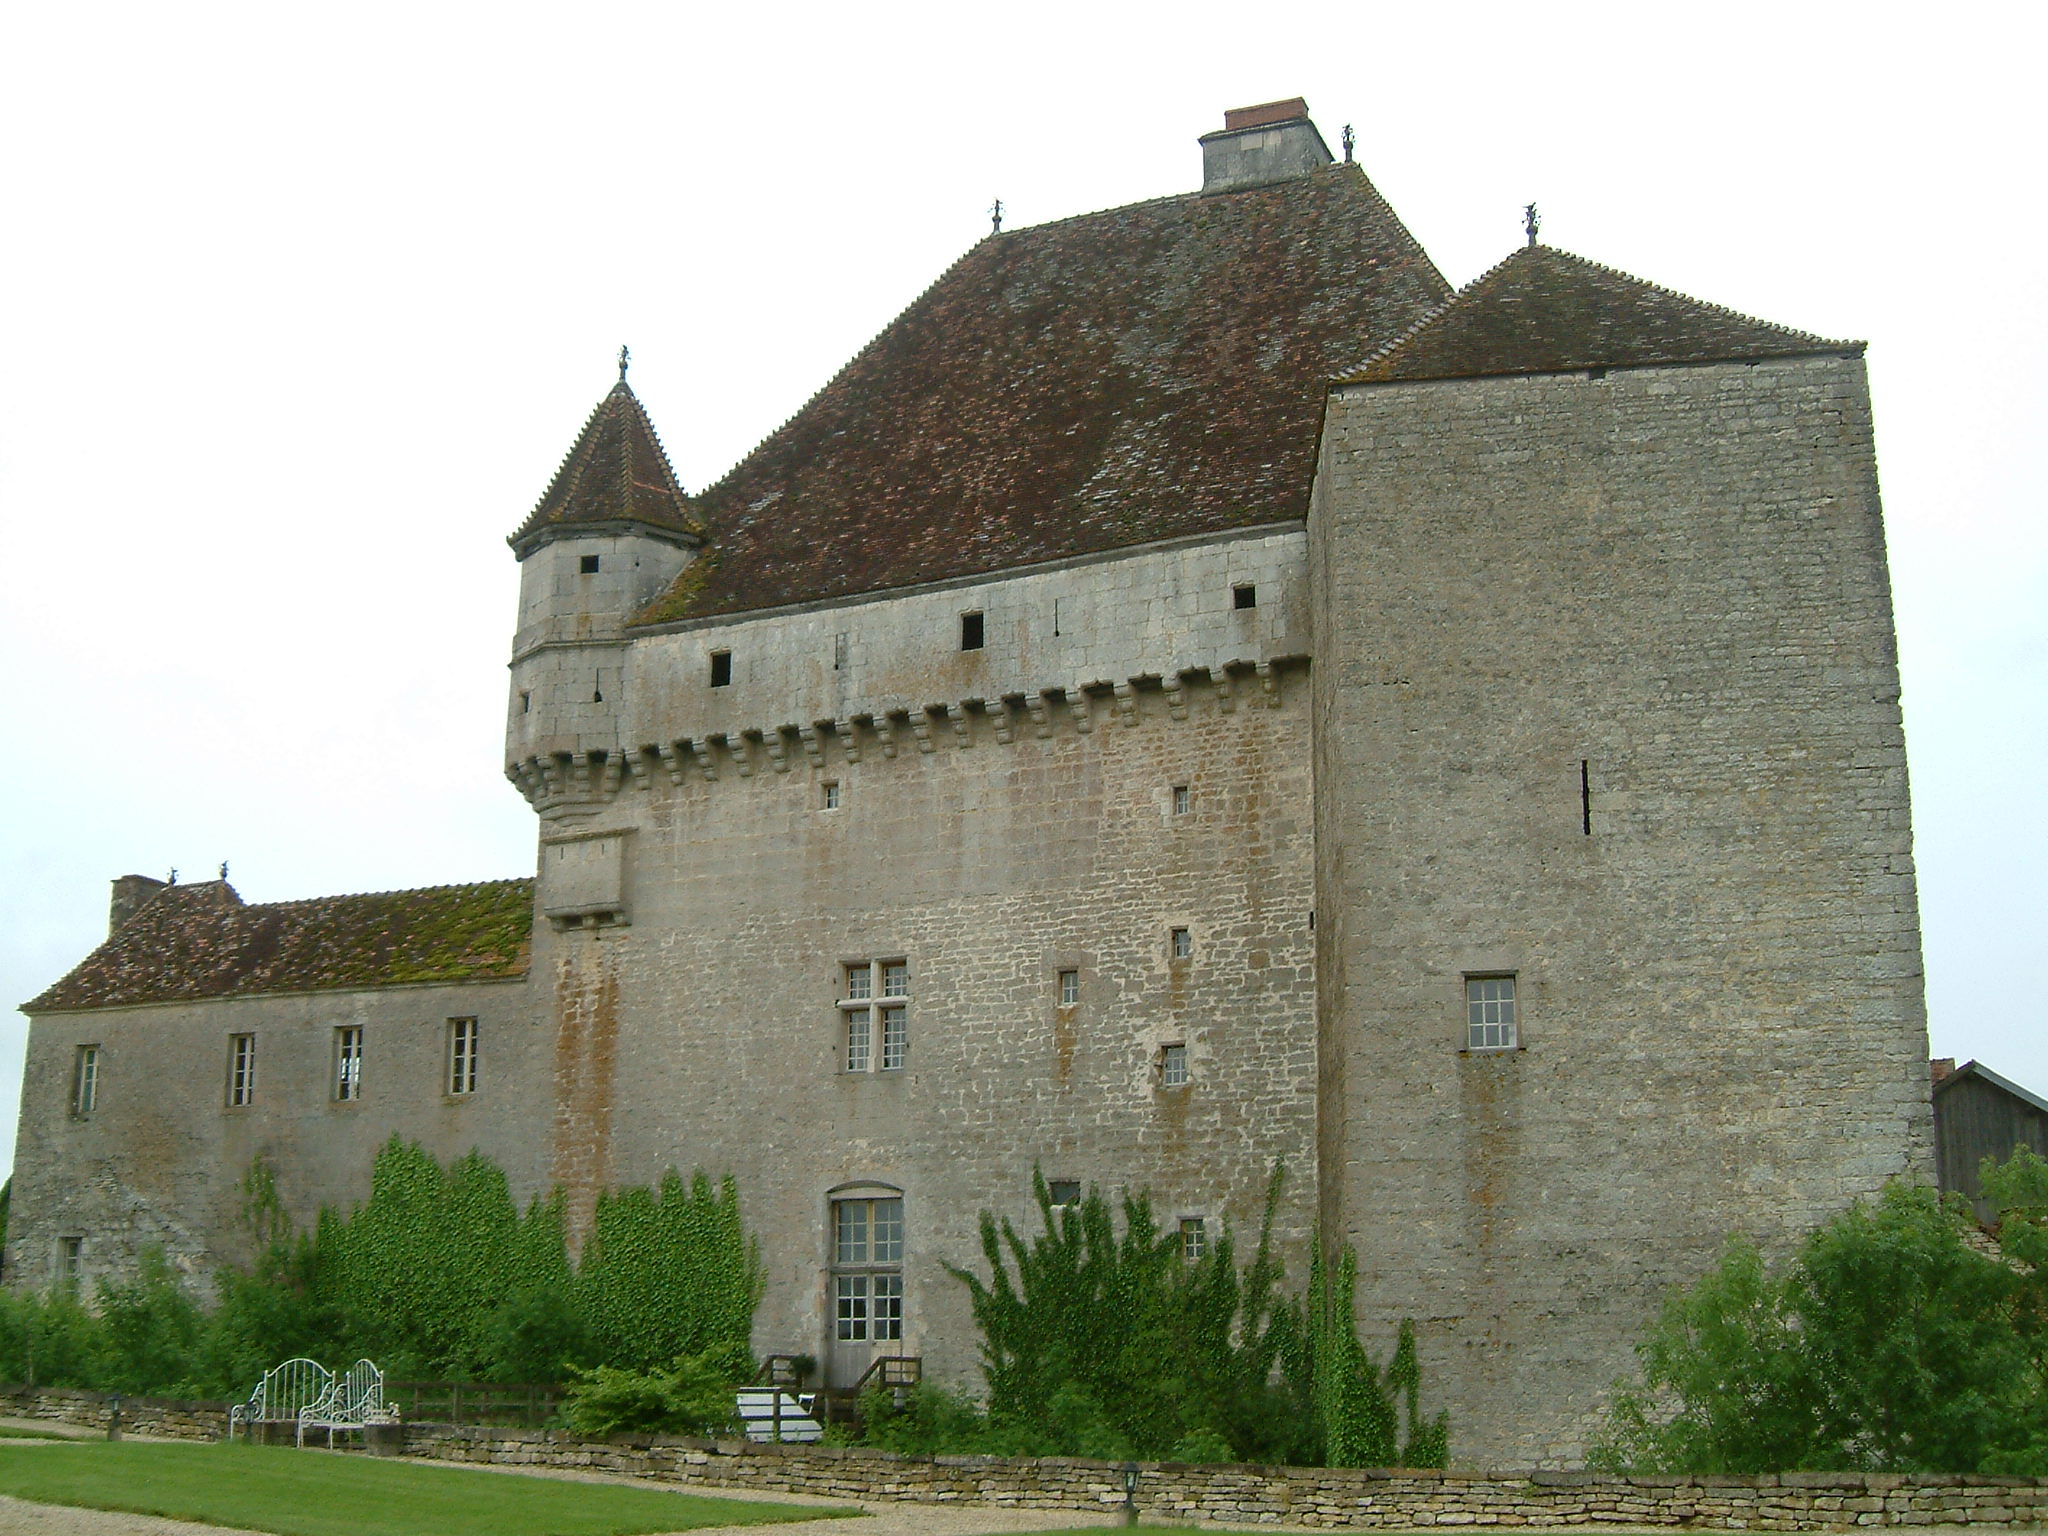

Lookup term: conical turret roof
[509,379,701,556]
[1346,243,1856,384]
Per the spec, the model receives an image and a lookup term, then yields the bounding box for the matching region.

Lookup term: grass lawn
[0,1440,845,1536]
[0,1425,66,1440]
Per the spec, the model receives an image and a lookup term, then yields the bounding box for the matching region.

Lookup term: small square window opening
[1048,1179,1081,1207]
[709,650,732,688]
[1233,583,1257,609]
[1058,970,1079,1007]
[822,782,841,810]
[1466,976,1518,1050]
[1171,785,1191,815]
[72,1045,99,1116]
[1180,1216,1207,1260]
[960,611,985,650]
[579,554,601,574]
[333,1026,363,1102]
[1161,1042,1189,1087]
[1170,927,1192,961]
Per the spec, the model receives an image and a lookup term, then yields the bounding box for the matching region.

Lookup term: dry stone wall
[406,1424,2048,1529]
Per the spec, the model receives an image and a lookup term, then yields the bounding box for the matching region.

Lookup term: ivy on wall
[0,1139,762,1398]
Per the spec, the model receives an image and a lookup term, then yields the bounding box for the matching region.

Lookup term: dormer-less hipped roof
[509,380,702,558]
[636,159,1451,626]
[24,879,534,1013]
[1345,243,1859,386]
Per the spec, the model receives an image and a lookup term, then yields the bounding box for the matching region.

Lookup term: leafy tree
[1595,1160,2048,1474]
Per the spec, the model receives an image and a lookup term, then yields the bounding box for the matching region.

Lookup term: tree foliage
[1594,1152,2048,1474]
[868,1167,1446,1467]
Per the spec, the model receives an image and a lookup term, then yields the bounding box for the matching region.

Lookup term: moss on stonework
[632,544,721,627]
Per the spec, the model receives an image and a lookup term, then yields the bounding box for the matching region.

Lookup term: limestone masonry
[9,100,1930,1467]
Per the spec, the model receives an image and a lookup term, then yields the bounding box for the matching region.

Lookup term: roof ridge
[1343,241,1858,386]
[235,876,533,912]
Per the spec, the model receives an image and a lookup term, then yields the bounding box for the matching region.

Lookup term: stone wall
[5,973,543,1295]
[407,1424,2048,1530]
[0,1384,227,1440]
[1308,353,1930,1467]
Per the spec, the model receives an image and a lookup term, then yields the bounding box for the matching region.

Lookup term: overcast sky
[3,3,2042,1185]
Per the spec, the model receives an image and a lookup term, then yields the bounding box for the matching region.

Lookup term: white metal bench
[734,1389,824,1442]
[229,1358,333,1442]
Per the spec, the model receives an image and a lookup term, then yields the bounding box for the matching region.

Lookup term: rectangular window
[1161,1043,1189,1087]
[709,650,732,687]
[1180,1216,1207,1261]
[447,1017,480,1094]
[579,554,601,574]
[227,1034,256,1107]
[835,1274,869,1341]
[72,1046,99,1116]
[57,1237,82,1295]
[822,781,841,810]
[1048,1179,1081,1207]
[333,1027,363,1102]
[960,611,984,650]
[872,1273,904,1340]
[1232,582,1257,609]
[1171,785,1191,815]
[833,632,849,671]
[1466,975,1518,1051]
[840,961,907,1072]
[1058,970,1079,1006]
[832,1195,906,1341]
[1170,927,1192,960]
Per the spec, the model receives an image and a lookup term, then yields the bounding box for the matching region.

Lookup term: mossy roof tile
[25,878,534,1012]
[635,164,1451,625]
[1346,243,1856,385]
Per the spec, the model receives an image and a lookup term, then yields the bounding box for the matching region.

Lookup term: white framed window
[1170,927,1192,961]
[57,1237,82,1295]
[333,1027,363,1102]
[832,1196,905,1342]
[72,1046,99,1116]
[840,961,908,1072]
[1466,975,1518,1050]
[821,781,841,810]
[447,1018,479,1095]
[227,1034,256,1107]
[1180,1216,1207,1261]
[1058,969,1079,1006]
[1171,785,1191,815]
[1160,1042,1189,1087]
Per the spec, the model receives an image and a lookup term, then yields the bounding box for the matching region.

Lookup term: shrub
[562,1353,742,1439]
[1594,1158,2048,1474]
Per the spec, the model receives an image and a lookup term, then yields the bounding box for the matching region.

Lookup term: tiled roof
[26,878,534,1013]
[509,380,701,556]
[637,164,1450,625]
[1347,243,1856,385]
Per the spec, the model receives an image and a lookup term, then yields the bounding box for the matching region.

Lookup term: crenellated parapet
[503,655,1303,811]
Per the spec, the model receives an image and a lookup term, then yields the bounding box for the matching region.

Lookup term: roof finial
[617,344,631,382]
[219,860,229,881]
[1523,202,1541,246]
[1341,125,1355,164]
[168,868,178,885]
[990,197,1003,235]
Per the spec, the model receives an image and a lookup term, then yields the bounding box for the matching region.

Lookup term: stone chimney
[1200,98,1333,193]
[109,873,167,935]
[1931,1057,1956,1084]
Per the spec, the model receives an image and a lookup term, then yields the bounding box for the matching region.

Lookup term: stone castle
[9,101,1931,1465]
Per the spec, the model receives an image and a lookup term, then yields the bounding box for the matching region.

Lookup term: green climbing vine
[0,1138,762,1398]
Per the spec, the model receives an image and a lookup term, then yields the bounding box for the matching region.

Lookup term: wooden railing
[386,1380,563,1428]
